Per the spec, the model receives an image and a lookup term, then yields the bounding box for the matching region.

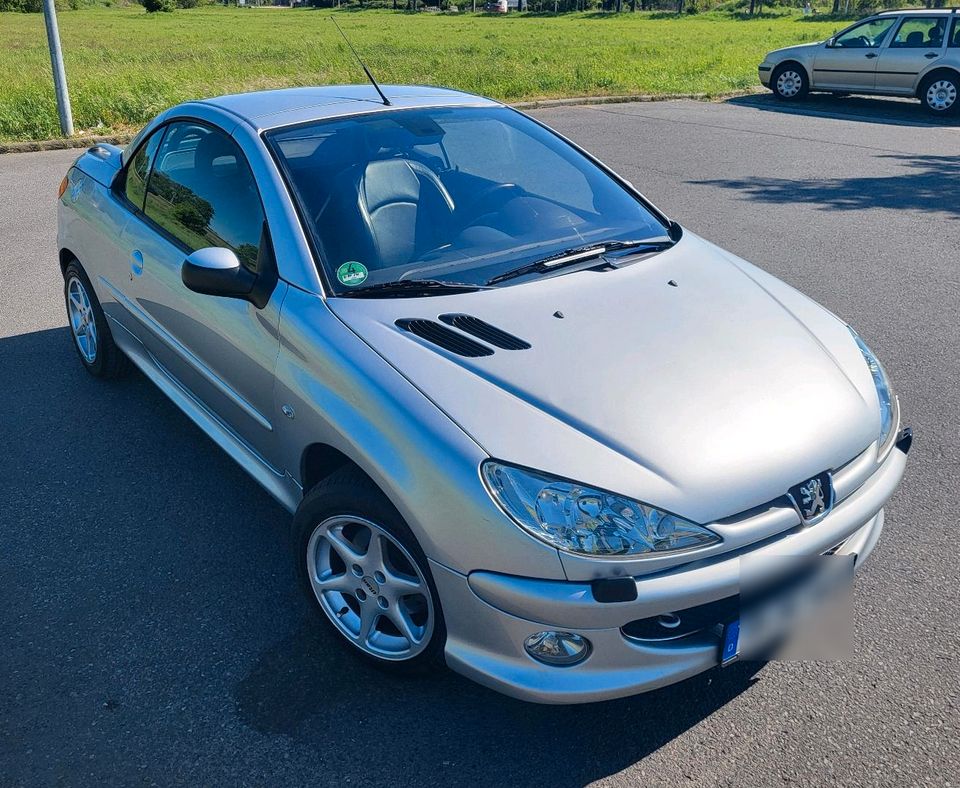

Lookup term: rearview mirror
[181,247,256,300]
[826,37,836,47]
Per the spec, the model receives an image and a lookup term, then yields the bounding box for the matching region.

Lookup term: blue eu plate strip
[721,620,740,666]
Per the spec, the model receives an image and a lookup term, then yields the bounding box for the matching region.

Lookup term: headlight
[848,327,898,459]
[481,461,720,557]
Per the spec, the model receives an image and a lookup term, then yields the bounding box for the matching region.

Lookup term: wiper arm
[338,278,489,298]
[485,237,675,286]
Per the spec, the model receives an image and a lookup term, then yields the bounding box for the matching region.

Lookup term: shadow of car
[728,91,960,127]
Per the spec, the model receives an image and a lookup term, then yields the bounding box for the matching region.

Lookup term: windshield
[267,106,669,294]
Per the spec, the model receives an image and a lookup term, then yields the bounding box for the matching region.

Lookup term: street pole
[41,0,74,137]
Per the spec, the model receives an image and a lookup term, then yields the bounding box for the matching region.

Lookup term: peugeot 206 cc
[57,85,911,703]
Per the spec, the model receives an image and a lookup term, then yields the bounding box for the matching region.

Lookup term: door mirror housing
[181,247,256,301]
[826,37,836,47]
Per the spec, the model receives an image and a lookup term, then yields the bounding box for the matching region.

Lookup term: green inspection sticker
[337,261,368,287]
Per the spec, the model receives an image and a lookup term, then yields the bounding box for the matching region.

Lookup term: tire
[63,259,130,378]
[293,465,446,674]
[771,64,809,102]
[919,72,959,116]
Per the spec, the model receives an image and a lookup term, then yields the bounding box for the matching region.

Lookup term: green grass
[0,6,843,142]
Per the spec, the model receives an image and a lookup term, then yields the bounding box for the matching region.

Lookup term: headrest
[361,159,420,212]
[194,131,239,175]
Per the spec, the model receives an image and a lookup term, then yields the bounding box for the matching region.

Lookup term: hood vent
[395,318,494,358]
[438,314,531,350]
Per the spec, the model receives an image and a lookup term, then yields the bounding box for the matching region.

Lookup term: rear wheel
[771,64,809,101]
[920,73,959,116]
[63,260,129,378]
[293,465,445,673]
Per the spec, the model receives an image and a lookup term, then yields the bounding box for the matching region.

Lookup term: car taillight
[58,174,69,199]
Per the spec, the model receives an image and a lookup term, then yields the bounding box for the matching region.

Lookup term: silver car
[57,85,911,704]
[760,8,960,115]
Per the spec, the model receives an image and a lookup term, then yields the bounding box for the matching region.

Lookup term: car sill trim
[106,316,299,513]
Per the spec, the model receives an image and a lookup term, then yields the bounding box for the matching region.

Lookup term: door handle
[131,250,144,277]
[865,52,879,59]
[924,52,938,59]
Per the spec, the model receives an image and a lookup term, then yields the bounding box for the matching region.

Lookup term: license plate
[720,619,740,666]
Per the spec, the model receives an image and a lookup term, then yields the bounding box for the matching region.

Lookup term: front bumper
[434,439,908,704]
[759,64,773,87]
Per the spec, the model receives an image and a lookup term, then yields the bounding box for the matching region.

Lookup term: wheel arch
[774,59,810,83]
[916,66,960,98]
[59,248,78,277]
[300,442,370,495]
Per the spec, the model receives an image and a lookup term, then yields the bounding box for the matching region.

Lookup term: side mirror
[181,247,256,300]
[826,37,836,47]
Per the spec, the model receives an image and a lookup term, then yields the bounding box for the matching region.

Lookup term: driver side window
[834,17,896,48]
[143,122,266,273]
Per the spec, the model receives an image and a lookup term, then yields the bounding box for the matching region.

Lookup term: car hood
[328,233,879,525]
[765,41,822,60]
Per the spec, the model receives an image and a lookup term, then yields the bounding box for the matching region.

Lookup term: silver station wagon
[760,8,960,115]
[58,85,911,703]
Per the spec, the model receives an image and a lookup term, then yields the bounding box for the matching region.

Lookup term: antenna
[330,17,391,107]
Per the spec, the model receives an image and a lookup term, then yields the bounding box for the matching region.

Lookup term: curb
[0,133,135,155]
[0,90,763,155]
[512,89,759,110]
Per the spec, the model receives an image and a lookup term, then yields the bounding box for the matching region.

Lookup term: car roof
[876,7,959,14]
[196,84,501,132]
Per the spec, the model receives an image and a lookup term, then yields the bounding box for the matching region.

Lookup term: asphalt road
[1,95,958,787]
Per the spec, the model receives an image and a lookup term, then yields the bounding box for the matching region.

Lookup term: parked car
[759,7,960,115]
[484,0,507,11]
[57,85,910,703]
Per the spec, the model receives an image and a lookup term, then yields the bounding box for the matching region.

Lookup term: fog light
[523,631,591,666]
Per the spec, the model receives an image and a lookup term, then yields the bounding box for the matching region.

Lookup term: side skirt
[108,317,302,513]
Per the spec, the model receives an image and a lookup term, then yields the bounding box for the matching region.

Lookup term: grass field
[0,7,843,142]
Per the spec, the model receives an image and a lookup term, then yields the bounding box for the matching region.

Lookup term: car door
[875,15,949,94]
[120,119,288,470]
[812,16,898,91]
[87,128,165,342]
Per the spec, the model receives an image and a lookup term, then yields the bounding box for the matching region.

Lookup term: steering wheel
[462,183,525,217]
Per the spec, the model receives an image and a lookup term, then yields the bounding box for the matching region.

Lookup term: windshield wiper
[485,238,675,286]
[338,278,490,298]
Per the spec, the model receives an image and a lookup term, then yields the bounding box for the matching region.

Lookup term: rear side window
[143,122,266,273]
[124,130,163,212]
[890,17,947,49]
[950,17,960,47]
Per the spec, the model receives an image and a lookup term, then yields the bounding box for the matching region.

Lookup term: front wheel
[771,64,809,101]
[920,73,959,116]
[293,465,446,673]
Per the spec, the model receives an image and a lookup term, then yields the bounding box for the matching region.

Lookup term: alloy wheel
[67,276,98,363]
[306,515,435,661]
[926,80,957,112]
[776,70,803,98]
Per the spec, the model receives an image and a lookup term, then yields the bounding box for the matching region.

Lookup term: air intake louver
[437,314,531,350]
[395,319,494,358]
